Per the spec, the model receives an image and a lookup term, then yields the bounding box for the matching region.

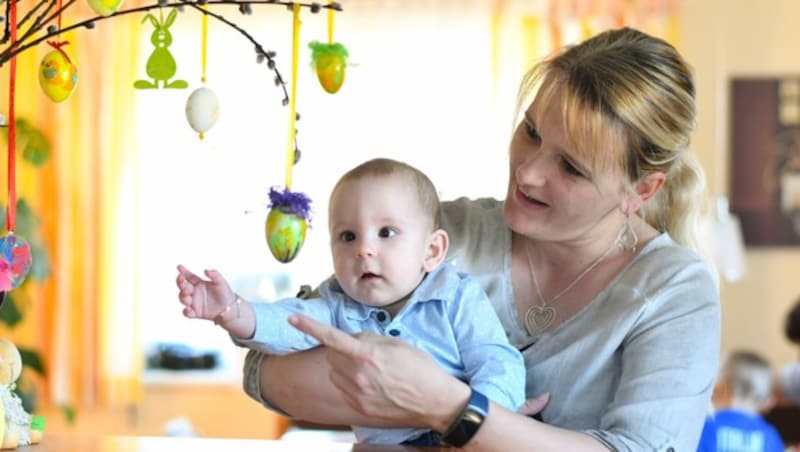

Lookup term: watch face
[442,390,488,447]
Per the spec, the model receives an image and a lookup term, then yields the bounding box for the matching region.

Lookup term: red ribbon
[45,40,73,64]
[7,0,18,233]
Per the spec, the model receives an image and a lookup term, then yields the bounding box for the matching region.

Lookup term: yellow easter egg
[185,86,220,139]
[265,208,307,263]
[316,53,346,94]
[38,50,78,103]
[87,0,124,16]
[0,339,22,386]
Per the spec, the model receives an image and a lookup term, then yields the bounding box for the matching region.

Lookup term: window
[134,2,511,381]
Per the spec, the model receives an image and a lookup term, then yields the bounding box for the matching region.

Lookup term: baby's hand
[176,265,235,321]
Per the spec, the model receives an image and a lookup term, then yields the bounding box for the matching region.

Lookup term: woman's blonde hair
[517,27,706,249]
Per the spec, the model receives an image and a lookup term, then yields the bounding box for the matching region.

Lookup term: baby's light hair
[331,158,442,230]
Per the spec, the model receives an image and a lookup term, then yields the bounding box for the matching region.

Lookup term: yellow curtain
[0,3,142,410]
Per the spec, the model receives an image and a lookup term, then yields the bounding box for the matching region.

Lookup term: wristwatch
[440,388,489,447]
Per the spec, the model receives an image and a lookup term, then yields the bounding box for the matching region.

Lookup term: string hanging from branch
[1,0,33,295]
[185,2,220,139]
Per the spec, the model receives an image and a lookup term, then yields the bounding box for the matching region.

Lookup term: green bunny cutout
[134,9,188,89]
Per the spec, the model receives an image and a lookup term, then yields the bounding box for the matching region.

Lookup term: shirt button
[376,312,387,322]
[388,329,400,336]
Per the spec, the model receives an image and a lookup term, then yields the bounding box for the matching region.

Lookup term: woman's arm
[287,314,611,451]
[255,348,379,424]
[255,318,468,428]
[468,403,607,452]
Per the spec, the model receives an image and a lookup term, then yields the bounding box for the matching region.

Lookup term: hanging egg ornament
[87,0,125,16]
[38,49,78,103]
[308,41,349,94]
[265,188,312,263]
[0,233,32,291]
[185,86,220,139]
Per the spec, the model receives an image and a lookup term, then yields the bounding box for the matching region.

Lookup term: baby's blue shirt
[234,263,526,445]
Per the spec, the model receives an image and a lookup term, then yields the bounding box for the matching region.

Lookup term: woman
[243,27,720,451]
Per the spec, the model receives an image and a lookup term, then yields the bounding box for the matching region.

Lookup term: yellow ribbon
[201,3,208,83]
[327,1,334,44]
[285,3,301,189]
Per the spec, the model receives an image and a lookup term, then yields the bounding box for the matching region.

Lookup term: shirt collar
[319,264,460,321]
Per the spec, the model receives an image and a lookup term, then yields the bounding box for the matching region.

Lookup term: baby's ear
[423,229,449,272]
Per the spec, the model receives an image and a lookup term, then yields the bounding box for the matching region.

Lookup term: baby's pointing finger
[288,314,367,360]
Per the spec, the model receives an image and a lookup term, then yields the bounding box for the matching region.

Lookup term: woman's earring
[617,213,638,253]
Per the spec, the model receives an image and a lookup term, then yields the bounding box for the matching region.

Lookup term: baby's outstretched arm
[175,264,256,339]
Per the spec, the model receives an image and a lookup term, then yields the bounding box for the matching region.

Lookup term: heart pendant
[524,305,556,337]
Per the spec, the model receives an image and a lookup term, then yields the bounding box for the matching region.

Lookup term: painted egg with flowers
[39,49,78,103]
[0,233,32,291]
[308,41,349,94]
[265,188,312,263]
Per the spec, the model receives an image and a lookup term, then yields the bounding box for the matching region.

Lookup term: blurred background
[0,0,798,440]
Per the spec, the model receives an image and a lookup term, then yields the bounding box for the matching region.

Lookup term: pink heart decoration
[0,233,32,291]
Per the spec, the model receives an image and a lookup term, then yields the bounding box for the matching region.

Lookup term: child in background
[697,350,784,452]
[775,297,800,406]
[175,158,526,446]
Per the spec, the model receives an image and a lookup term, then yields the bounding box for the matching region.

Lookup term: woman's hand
[288,313,470,431]
[175,265,235,321]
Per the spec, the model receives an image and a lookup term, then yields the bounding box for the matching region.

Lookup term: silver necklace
[523,234,620,337]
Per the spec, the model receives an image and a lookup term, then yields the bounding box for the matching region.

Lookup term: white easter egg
[185,86,220,139]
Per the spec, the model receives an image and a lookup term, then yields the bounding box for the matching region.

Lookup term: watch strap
[440,388,489,447]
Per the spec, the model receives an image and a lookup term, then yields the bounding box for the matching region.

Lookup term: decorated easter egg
[185,86,220,139]
[0,234,31,291]
[0,339,22,386]
[265,208,307,263]
[87,0,125,16]
[316,53,346,94]
[38,49,78,103]
[309,41,348,94]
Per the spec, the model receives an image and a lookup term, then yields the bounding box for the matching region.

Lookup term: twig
[0,1,340,64]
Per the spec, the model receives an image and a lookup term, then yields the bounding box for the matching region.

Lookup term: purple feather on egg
[268,187,313,222]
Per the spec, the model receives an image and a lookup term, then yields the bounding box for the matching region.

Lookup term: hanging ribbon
[201,3,208,83]
[327,1,334,44]
[284,3,301,189]
[7,0,18,233]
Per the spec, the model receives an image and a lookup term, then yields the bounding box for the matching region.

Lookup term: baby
[176,158,525,445]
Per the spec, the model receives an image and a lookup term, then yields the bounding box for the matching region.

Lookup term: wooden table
[18,434,453,451]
